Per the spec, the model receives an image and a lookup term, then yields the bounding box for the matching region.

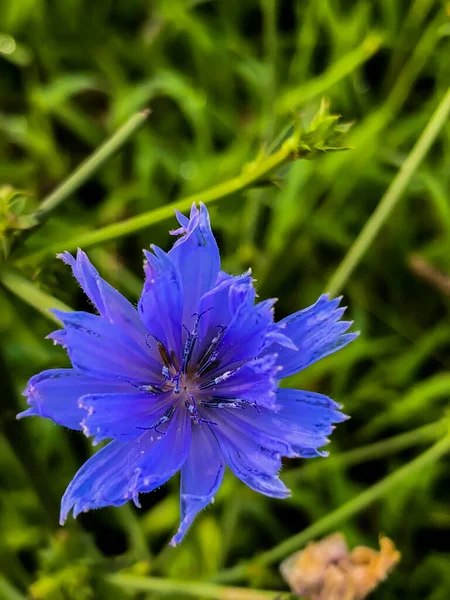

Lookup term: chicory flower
[18,204,357,545]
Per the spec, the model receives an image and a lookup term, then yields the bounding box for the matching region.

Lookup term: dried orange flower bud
[280,533,400,599]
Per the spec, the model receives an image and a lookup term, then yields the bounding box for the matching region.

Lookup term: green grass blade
[0,268,71,323]
[326,86,450,296]
[18,136,300,264]
[276,33,383,114]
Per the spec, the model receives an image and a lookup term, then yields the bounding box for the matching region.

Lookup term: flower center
[142,313,256,432]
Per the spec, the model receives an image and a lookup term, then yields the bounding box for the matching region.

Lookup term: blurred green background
[1,0,450,598]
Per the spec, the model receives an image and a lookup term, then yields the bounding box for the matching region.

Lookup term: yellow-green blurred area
[1,0,450,599]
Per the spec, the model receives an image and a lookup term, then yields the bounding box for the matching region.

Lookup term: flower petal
[169,203,220,327]
[216,287,277,367]
[193,270,253,364]
[170,425,224,546]
[213,416,290,499]
[274,388,347,456]
[139,246,184,361]
[79,391,174,444]
[50,310,161,382]
[199,354,280,410]
[207,405,294,458]
[60,407,191,522]
[18,369,132,429]
[273,294,358,378]
[209,388,346,460]
[58,250,148,350]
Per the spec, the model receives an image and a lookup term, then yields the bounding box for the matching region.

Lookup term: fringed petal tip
[56,249,91,276]
[16,406,38,420]
[46,328,67,348]
[169,494,217,547]
[170,209,190,236]
[59,499,93,526]
[169,203,201,236]
[56,250,74,265]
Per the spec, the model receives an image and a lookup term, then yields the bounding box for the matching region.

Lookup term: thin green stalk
[0,577,27,600]
[213,427,450,584]
[261,0,278,139]
[41,111,150,219]
[18,135,301,264]
[276,33,383,114]
[284,419,445,485]
[0,268,71,324]
[105,574,284,600]
[9,110,150,255]
[0,549,31,591]
[326,86,450,296]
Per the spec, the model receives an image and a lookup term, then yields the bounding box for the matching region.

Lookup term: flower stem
[213,426,450,584]
[9,110,151,256]
[0,268,71,324]
[39,110,151,217]
[0,577,27,600]
[18,135,301,265]
[105,574,284,599]
[276,33,383,114]
[326,86,450,296]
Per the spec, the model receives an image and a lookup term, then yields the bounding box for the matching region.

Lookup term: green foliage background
[1,0,450,598]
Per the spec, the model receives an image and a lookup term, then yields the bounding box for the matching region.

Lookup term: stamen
[118,377,167,394]
[197,325,226,377]
[202,398,245,409]
[198,366,240,390]
[186,394,216,426]
[173,374,181,394]
[181,310,210,374]
[181,330,195,375]
[202,397,260,411]
[146,334,173,369]
[137,404,175,434]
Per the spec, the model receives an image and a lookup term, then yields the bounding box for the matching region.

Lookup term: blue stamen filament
[142,315,250,431]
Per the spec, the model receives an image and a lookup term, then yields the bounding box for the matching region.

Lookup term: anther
[146,334,173,369]
[198,366,239,390]
[197,325,226,377]
[181,310,209,374]
[186,394,216,426]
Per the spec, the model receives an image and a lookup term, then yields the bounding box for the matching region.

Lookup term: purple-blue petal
[214,388,346,460]
[139,246,184,360]
[208,406,294,458]
[58,250,148,349]
[58,249,107,315]
[60,407,191,522]
[170,425,224,546]
[214,419,290,499]
[50,310,161,382]
[194,270,253,362]
[216,287,276,367]
[275,388,347,456]
[18,369,133,430]
[169,203,220,328]
[273,294,358,378]
[78,391,174,444]
[200,354,280,410]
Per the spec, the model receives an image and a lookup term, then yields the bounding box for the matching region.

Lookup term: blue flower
[18,203,357,545]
